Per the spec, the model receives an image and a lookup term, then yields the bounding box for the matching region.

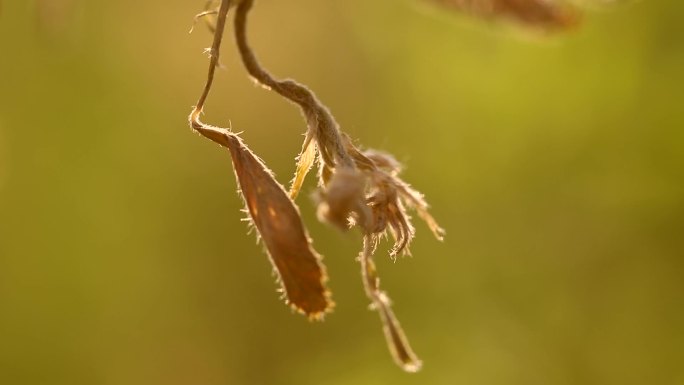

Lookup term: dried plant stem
[190,0,231,132]
[359,235,422,372]
[233,0,354,170]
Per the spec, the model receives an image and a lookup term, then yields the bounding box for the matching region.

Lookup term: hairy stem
[190,0,232,130]
[233,0,354,169]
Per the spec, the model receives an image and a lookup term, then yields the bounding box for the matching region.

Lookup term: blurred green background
[1,0,683,384]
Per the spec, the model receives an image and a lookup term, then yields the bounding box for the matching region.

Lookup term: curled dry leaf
[192,122,334,319]
[427,0,582,30]
[289,133,317,200]
[359,236,423,372]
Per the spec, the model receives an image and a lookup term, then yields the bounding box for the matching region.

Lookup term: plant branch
[190,0,232,133]
[233,0,354,169]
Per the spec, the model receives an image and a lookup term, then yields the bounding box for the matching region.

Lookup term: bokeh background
[1,1,683,384]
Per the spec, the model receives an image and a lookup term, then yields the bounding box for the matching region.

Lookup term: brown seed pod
[192,123,334,319]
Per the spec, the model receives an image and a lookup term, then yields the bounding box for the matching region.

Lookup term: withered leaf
[360,236,422,372]
[194,124,333,319]
[377,299,423,373]
[289,133,317,200]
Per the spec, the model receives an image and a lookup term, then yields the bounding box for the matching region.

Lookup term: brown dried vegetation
[189,0,443,371]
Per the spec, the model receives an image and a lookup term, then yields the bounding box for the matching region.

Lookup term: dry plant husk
[193,125,333,318]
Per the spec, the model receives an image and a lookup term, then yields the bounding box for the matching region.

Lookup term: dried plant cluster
[187,0,625,373]
[188,0,443,372]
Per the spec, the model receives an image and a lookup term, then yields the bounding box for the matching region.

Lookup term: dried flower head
[320,136,446,256]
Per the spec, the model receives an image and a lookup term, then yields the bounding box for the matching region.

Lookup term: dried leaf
[360,236,422,372]
[289,133,317,200]
[378,301,423,373]
[194,124,334,319]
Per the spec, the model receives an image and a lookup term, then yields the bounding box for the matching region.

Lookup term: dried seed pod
[193,124,334,319]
